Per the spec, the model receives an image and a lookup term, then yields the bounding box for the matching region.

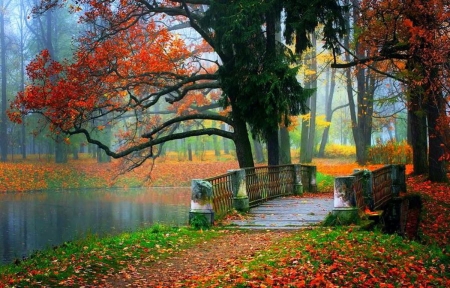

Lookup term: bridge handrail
[189,164,317,224]
[371,165,393,210]
[243,165,295,207]
[351,170,371,211]
[334,164,406,213]
[204,172,235,218]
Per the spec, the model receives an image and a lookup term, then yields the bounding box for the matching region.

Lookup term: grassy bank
[1,225,448,287]
[0,225,224,287]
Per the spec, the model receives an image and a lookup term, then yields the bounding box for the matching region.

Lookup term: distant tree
[332,0,450,181]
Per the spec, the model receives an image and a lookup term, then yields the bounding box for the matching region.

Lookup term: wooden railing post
[229,169,250,212]
[309,165,317,192]
[293,164,303,195]
[301,165,317,192]
[391,164,406,197]
[189,179,214,225]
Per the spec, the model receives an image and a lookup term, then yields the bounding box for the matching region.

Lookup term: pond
[0,187,191,265]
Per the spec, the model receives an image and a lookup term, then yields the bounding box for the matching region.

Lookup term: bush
[368,140,412,164]
[324,144,356,158]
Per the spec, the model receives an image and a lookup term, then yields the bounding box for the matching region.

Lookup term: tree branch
[142,113,232,138]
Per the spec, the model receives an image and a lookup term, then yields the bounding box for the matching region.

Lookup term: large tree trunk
[232,112,254,168]
[266,130,279,166]
[407,58,428,175]
[279,127,291,164]
[55,135,67,163]
[425,72,446,181]
[408,100,428,175]
[346,0,374,165]
[300,33,317,163]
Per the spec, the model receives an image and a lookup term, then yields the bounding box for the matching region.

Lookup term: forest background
[0,0,431,182]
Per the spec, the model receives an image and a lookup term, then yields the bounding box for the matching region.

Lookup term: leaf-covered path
[100,230,293,287]
[100,195,333,286]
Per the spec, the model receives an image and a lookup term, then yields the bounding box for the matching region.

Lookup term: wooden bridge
[189,164,407,230]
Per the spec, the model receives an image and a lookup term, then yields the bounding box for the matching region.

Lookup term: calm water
[0,187,190,264]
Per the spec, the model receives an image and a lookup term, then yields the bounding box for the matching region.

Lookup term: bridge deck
[230,195,333,230]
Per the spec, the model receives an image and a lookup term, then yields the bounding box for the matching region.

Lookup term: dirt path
[99,230,294,287]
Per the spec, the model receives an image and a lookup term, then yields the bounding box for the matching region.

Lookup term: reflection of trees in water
[0,188,190,264]
[102,188,191,205]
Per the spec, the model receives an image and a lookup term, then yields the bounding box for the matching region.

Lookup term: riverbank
[0,223,448,287]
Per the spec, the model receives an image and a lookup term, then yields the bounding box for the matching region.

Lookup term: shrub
[368,140,412,164]
[324,144,356,158]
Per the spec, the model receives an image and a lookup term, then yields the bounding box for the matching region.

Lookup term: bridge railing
[205,172,235,218]
[333,164,406,214]
[189,164,317,224]
[245,165,295,206]
[372,166,393,210]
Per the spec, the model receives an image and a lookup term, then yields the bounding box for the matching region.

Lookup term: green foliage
[322,210,361,226]
[204,0,311,139]
[316,172,334,192]
[202,0,347,139]
[190,213,212,230]
[368,140,412,164]
[284,0,348,54]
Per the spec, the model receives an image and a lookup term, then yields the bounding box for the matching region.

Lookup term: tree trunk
[407,58,428,175]
[279,127,291,164]
[0,1,7,162]
[346,0,374,165]
[187,141,193,161]
[97,147,111,163]
[55,135,67,163]
[300,101,310,163]
[232,112,254,168]
[72,146,79,160]
[19,2,26,160]
[425,73,446,181]
[222,124,230,154]
[253,138,265,163]
[427,101,446,182]
[408,102,428,175]
[306,33,317,162]
[318,68,336,157]
[266,130,279,166]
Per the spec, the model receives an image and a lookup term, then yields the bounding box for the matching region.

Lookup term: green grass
[0,224,223,287]
[317,172,334,192]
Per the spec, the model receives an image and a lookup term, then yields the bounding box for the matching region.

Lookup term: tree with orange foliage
[11,0,347,170]
[332,0,450,182]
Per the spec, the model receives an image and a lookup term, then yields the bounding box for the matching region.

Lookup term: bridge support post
[189,180,214,225]
[293,164,303,195]
[332,176,359,223]
[309,165,317,192]
[391,164,406,197]
[301,165,317,192]
[230,169,249,212]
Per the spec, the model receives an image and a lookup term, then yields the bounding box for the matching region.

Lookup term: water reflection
[0,187,190,264]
